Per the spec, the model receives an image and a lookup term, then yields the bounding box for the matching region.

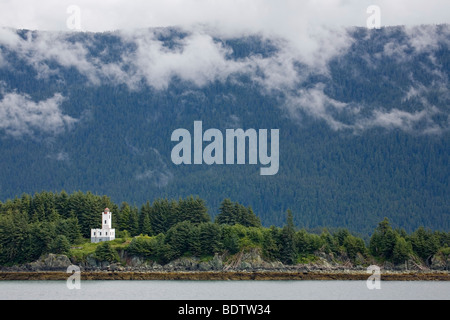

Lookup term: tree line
[0,191,449,266]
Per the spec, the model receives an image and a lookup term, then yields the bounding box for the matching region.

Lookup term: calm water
[0,280,448,300]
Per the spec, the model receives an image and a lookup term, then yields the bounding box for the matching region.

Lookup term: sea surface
[0,280,448,300]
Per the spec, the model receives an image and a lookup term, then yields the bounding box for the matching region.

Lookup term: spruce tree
[280,210,297,265]
[140,210,153,236]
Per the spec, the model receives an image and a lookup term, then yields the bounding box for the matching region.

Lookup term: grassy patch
[296,254,319,265]
[69,238,131,262]
[199,255,214,263]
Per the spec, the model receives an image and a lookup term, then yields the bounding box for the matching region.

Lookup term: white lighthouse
[91,208,116,243]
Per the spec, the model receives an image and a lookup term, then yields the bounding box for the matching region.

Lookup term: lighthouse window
[105,220,107,224]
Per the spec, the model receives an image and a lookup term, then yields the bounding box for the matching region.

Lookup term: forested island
[0,191,448,281]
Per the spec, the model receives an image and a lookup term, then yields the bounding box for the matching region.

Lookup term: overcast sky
[0,0,449,33]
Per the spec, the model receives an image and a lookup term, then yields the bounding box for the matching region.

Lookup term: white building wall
[91,209,116,243]
[102,211,112,229]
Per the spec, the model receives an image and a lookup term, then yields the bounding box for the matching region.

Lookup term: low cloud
[0,28,105,84]
[47,151,70,162]
[405,25,444,53]
[0,23,448,135]
[0,48,5,67]
[0,92,77,138]
[119,30,254,90]
[135,169,174,188]
[356,107,443,134]
[285,84,354,131]
[135,147,174,188]
[285,84,448,135]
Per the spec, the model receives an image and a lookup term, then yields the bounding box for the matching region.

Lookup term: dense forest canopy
[0,25,448,235]
[0,191,449,267]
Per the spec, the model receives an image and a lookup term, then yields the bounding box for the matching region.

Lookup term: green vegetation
[0,191,448,267]
[69,238,129,263]
[0,27,448,236]
[94,242,120,263]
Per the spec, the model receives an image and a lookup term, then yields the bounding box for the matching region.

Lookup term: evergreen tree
[369,218,397,261]
[215,199,261,227]
[334,229,351,247]
[139,203,153,236]
[280,210,297,265]
[216,199,236,225]
[0,210,30,265]
[49,235,71,255]
[392,237,413,264]
[343,235,366,261]
[410,227,440,263]
[150,198,178,234]
[177,196,210,225]
[164,221,196,261]
[320,230,338,254]
[55,191,70,218]
[262,226,280,260]
[128,206,140,237]
[198,222,222,256]
[56,217,83,244]
[20,193,32,220]
[221,224,240,254]
[94,242,119,262]
[118,202,131,232]
[80,193,102,238]
[244,207,262,228]
[31,193,46,222]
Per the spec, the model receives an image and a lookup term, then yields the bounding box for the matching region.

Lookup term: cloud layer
[0,92,77,137]
[0,21,449,136]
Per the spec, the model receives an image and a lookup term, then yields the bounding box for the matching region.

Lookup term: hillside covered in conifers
[0,25,448,235]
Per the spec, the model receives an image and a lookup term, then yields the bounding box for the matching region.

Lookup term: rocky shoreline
[0,252,448,281]
[0,270,449,281]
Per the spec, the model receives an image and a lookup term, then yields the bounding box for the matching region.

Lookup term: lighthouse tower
[91,208,116,243]
[102,208,112,229]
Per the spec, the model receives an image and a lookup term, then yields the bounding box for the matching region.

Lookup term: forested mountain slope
[0,25,448,234]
